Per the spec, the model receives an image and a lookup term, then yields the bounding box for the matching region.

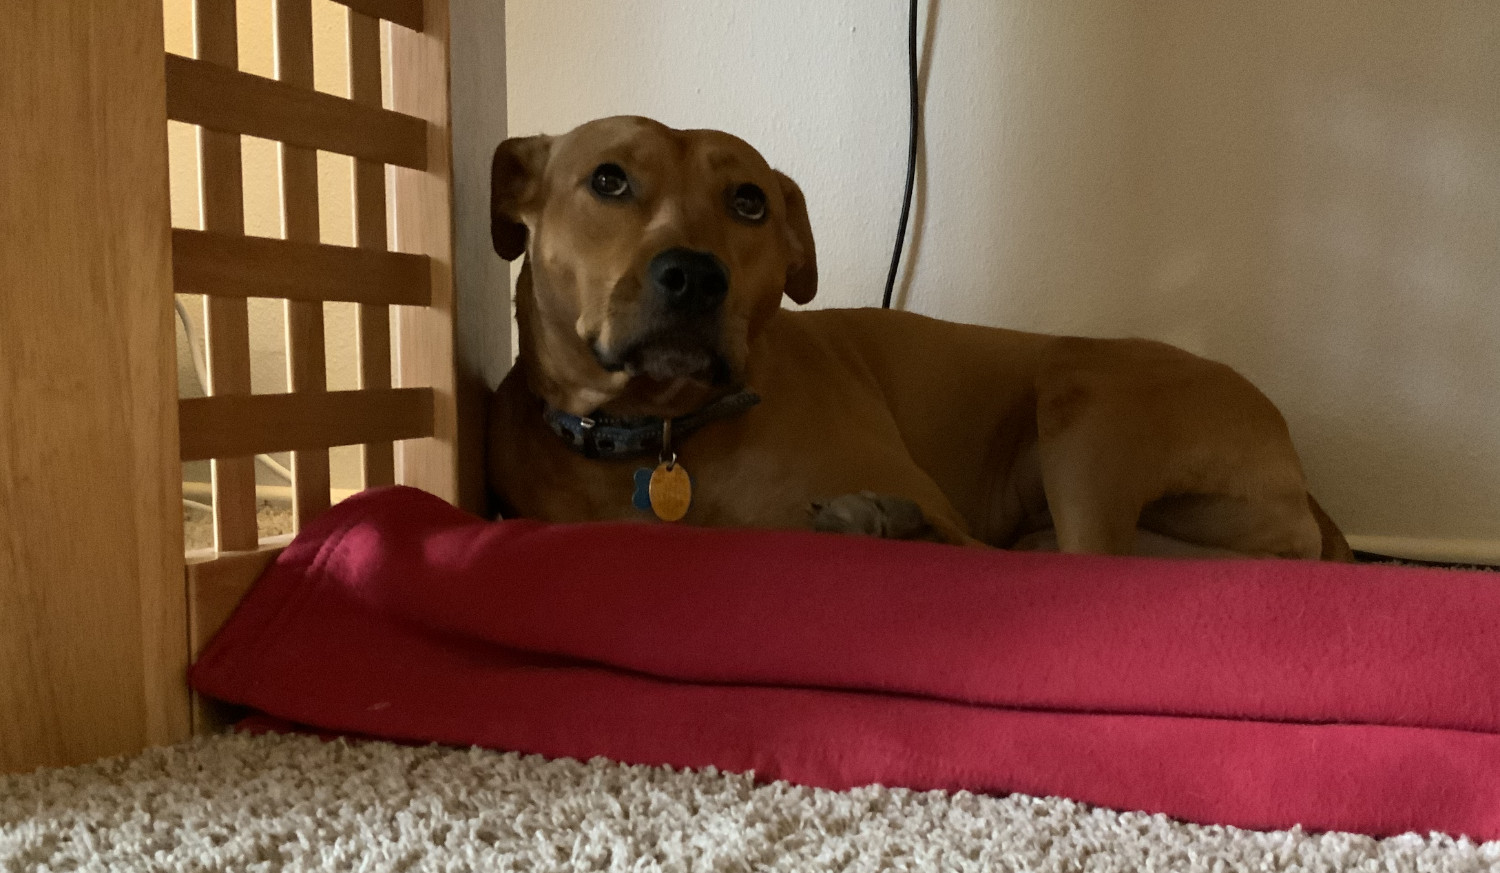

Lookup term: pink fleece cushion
[191,486,1500,839]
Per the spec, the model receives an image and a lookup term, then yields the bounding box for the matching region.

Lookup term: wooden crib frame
[2,0,498,772]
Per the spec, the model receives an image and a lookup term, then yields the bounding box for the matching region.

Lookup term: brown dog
[488,116,1351,560]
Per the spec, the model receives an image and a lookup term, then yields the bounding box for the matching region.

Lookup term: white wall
[507,0,1500,559]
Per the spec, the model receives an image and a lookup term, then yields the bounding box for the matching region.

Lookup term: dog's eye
[590,163,630,198]
[729,183,767,222]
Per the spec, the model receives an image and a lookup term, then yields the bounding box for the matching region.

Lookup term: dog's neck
[513,260,730,420]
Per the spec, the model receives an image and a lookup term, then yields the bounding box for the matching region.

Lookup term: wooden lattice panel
[165,0,456,731]
[168,0,447,541]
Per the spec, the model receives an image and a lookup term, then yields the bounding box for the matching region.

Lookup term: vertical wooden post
[0,2,190,771]
[391,0,509,515]
[275,0,333,528]
[196,0,260,552]
[350,9,397,490]
[390,2,464,508]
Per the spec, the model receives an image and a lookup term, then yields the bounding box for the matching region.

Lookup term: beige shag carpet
[3,732,1497,872]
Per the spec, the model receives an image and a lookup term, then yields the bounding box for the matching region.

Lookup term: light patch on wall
[247,299,288,395]
[234,0,273,76]
[380,21,393,109]
[167,122,201,230]
[330,445,362,504]
[162,0,193,57]
[241,136,282,238]
[317,150,355,246]
[312,0,350,97]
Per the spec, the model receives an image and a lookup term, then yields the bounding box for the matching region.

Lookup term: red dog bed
[191,486,1500,839]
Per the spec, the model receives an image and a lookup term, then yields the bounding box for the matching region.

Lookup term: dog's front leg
[808,492,982,547]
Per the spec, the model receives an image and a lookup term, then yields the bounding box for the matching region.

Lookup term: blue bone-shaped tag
[632,467,654,512]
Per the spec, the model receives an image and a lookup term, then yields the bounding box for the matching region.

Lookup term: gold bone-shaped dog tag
[648,462,692,522]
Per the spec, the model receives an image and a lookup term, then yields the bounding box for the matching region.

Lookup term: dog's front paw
[809,492,940,541]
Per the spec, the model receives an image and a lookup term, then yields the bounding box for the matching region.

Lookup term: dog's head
[492,116,816,416]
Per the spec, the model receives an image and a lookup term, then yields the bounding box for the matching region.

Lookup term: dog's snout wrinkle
[648,248,729,315]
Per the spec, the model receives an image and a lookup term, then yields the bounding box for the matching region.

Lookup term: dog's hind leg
[1038,466,1154,555]
[1034,419,1159,555]
[1308,494,1355,562]
[1138,492,1323,560]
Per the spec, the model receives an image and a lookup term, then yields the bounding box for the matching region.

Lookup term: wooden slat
[165,53,427,169]
[277,0,331,529]
[399,0,509,514]
[186,538,288,734]
[171,230,431,305]
[195,0,258,553]
[1,0,188,771]
[187,542,287,660]
[201,315,258,552]
[335,0,424,32]
[359,311,398,487]
[391,2,464,507]
[179,388,435,461]
[358,310,398,488]
[350,10,397,488]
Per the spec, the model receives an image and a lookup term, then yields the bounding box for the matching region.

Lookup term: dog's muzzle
[591,248,734,383]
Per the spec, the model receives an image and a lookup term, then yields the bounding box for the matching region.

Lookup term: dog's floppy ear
[775,170,818,305]
[491,134,553,261]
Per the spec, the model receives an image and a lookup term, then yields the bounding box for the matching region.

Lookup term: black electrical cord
[881,0,920,310]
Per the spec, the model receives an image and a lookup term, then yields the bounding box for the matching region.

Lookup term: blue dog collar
[543,390,761,459]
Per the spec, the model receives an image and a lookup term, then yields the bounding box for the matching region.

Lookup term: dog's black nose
[647,248,729,314]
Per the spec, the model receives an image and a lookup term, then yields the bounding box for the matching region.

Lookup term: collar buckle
[578,416,599,459]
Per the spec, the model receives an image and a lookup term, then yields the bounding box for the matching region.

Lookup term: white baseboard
[1346,534,1500,566]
